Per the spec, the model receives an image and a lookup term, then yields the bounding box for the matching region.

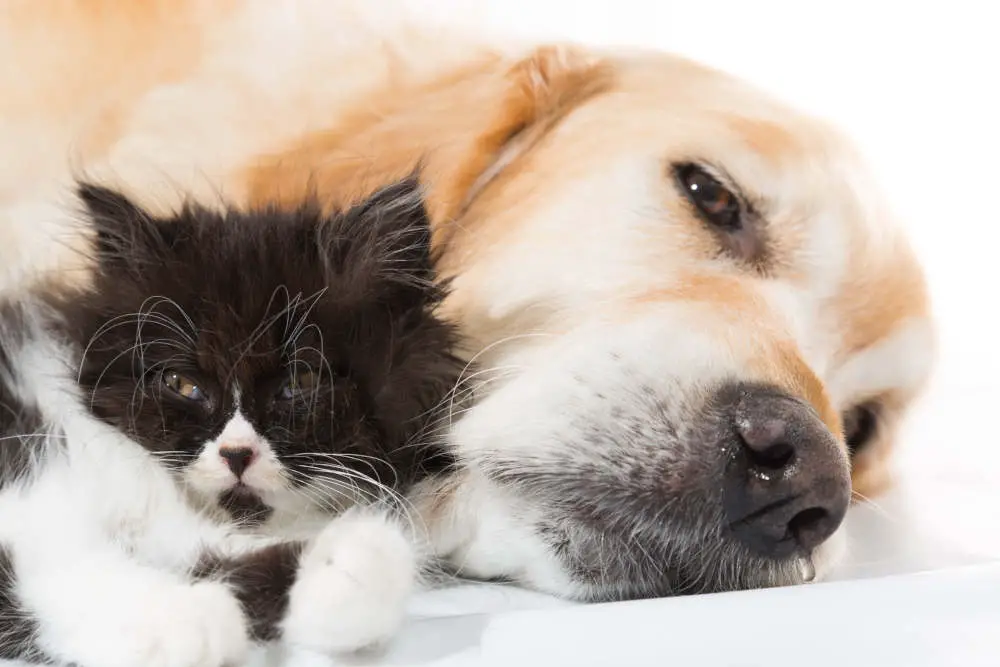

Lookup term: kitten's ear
[324,176,442,311]
[351,176,435,280]
[77,183,179,266]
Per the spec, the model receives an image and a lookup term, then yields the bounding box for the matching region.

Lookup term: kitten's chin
[217,486,274,527]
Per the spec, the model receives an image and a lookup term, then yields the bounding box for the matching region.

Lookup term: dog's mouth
[448,378,850,601]
[218,484,273,526]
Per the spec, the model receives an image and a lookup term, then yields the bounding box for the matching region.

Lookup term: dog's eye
[163,371,207,403]
[676,164,742,230]
[842,403,879,456]
[277,369,318,400]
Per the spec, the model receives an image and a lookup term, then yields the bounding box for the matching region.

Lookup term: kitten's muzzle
[219,446,256,478]
[718,383,851,559]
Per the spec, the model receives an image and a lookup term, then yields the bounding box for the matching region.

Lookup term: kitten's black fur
[56,177,461,520]
[0,178,464,662]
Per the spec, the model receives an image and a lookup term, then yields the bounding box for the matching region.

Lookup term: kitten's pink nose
[219,446,256,478]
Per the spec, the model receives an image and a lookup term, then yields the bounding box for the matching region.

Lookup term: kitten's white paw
[60,579,248,667]
[282,510,416,654]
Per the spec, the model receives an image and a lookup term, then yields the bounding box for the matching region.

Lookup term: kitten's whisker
[295,463,419,533]
[444,363,525,430]
[127,354,186,424]
[850,490,904,524]
[284,470,368,512]
[388,363,520,440]
[284,451,389,464]
[283,290,329,353]
[252,285,294,348]
[86,341,154,410]
[450,331,551,390]
[284,475,348,513]
[0,432,66,442]
[139,295,197,333]
[285,339,334,415]
[230,286,315,376]
[79,312,193,382]
[284,451,389,483]
[133,297,196,375]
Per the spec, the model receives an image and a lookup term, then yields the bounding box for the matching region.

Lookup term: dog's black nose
[719,384,851,559]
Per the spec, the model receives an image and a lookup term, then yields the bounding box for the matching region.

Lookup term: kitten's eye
[163,371,206,402]
[278,369,318,400]
[675,163,742,230]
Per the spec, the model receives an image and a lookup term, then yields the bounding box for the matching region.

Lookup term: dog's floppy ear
[441,46,613,219]
[242,44,613,244]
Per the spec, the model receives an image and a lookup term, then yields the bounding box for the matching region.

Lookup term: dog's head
[246,45,934,600]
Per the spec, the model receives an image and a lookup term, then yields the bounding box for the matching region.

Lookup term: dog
[1,0,933,601]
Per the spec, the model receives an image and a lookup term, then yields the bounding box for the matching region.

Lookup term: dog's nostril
[737,417,796,472]
[787,506,832,551]
[748,441,795,471]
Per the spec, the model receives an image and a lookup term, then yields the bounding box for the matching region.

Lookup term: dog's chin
[216,485,274,526]
[520,524,848,602]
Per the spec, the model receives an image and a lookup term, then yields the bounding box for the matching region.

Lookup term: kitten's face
[65,180,460,525]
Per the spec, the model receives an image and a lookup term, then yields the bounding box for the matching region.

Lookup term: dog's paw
[63,579,249,667]
[282,509,416,654]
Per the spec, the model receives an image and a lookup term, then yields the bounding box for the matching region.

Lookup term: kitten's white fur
[0,313,418,665]
[283,508,417,653]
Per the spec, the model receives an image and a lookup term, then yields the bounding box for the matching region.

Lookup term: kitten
[0,178,462,666]
[64,178,459,533]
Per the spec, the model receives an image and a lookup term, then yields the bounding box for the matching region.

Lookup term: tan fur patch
[836,243,930,360]
[0,0,234,199]
[765,341,842,437]
[243,46,614,252]
[726,117,803,164]
[627,275,840,435]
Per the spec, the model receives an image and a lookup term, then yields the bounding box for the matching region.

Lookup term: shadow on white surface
[247,457,998,667]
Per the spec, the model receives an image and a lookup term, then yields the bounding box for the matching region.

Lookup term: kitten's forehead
[216,410,259,444]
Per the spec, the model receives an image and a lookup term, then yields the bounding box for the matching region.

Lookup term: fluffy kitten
[0,178,462,666]
[63,178,459,533]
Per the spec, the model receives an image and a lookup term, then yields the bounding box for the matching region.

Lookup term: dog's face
[410,52,934,600]
[242,45,934,600]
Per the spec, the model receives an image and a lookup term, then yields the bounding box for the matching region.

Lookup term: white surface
[373,564,1000,667]
[291,2,999,666]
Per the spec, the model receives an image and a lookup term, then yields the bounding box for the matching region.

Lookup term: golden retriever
[1,0,933,600]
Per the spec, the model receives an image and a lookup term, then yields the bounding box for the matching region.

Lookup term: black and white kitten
[0,178,462,666]
[66,178,458,532]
